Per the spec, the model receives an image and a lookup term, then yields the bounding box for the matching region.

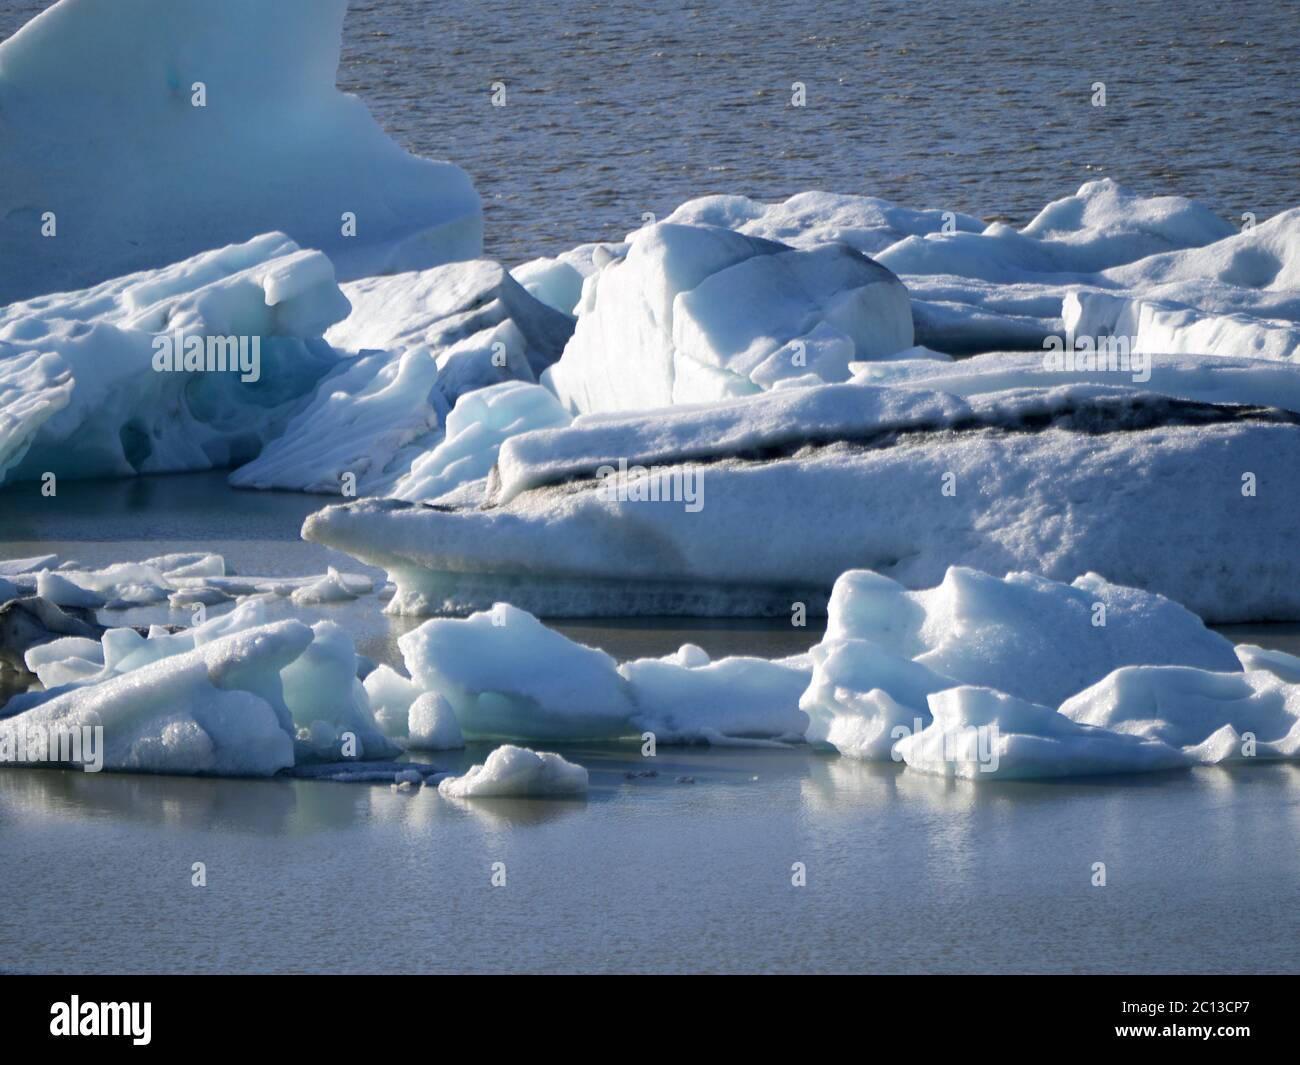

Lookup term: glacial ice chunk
[436,745,588,798]
[543,223,913,413]
[896,686,1189,780]
[0,0,482,303]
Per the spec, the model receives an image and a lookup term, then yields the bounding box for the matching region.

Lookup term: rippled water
[2,0,1296,265]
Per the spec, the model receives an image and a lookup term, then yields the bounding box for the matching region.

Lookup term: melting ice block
[395,602,810,745]
[437,745,588,799]
[1059,666,1300,763]
[801,565,1240,761]
[0,0,481,303]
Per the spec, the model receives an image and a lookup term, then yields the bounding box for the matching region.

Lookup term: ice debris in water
[436,745,588,799]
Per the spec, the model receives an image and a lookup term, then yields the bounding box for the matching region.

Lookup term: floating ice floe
[0,0,481,304]
[2,553,374,614]
[229,262,574,495]
[895,686,1190,780]
[800,565,1241,761]
[305,366,1300,622]
[0,234,348,486]
[1,598,398,774]
[394,602,810,745]
[542,222,914,413]
[436,744,588,799]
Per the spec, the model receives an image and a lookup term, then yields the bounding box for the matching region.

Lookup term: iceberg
[0,234,348,485]
[0,0,481,304]
[660,190,985,256]
[800,565,1241,760]
[305,376,1300,622]
[398,603,638,741]
[2,597,400,773]
[394,602,810,745]
[1059,665,1300,763]
[0,617,314,776]
[895,686,1189,780]
[2,553,374,614]
[230,262,574,495]
[391,381,571,503]
[436,744,588,799]
[542,222,913,413]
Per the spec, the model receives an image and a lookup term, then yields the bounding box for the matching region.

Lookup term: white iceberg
[542,222,913,413]
[0,234,348,485]
[436,744,588,799]
[398,603,637,741]
[305,375,1300,622]
[0,0,481,304]
[391,381,571,503]
[801,565,1240,760]
[1059,666,1300,763]
[895,686,1189,780]
[230,261,574,495]
[10,597,398,765]
[406,692,465,751]
[1,617,314,776]
[660,190,985,256]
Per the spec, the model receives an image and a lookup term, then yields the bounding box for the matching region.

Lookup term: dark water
[2,1,1297,265]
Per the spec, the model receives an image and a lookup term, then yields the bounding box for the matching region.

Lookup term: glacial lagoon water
[2,474,1299,974]
[2,0,1299,973]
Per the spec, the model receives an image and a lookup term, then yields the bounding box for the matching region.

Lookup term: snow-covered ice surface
[305,373,1300,623]
[0,0,481,304]
[0,234,348,486]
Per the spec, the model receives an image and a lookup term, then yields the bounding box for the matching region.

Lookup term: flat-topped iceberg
[305,366,1300,622]
[0,0,481,304]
